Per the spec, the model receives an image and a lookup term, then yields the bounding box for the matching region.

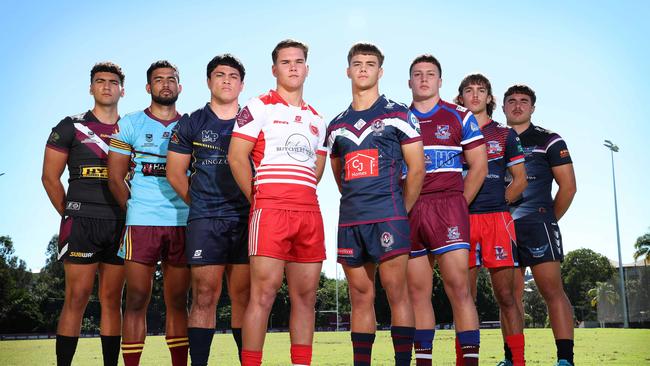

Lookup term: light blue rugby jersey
[109,109,189,226]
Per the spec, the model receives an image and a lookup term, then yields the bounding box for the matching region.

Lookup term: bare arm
[166,151,191,205]
[505,162,528,204]
[227,136,255,203]
[401,141,425,213]
[107,151,131,211]
[463,144,488,205]
[41,147,68,215]
[330,156,343,194]
[552,163,577,221]
[315,154,327,183]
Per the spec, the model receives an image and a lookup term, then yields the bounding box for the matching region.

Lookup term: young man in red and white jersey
[228,39,327,366]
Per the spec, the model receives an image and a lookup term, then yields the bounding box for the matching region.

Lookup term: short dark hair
[409,54,441,77]
[146,60,179,84]
[504,84,536,106]
[206,54,246,81]
[455,73,496,117]
[347,42,384,67]
[272,39,309,64]
[90,61,125,85]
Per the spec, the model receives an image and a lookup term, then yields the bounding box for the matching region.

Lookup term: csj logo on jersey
[202,130,219,143]
[436,125,451,140]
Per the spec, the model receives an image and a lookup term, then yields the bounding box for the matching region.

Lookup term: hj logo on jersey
[380,232,394,249]
[202,130,219,143]
[344,149,378,180]
[371,119,384,135]
[487,140,502,154]
[495,246,507,260]
[435,125,451,140]
[447,226,460,241]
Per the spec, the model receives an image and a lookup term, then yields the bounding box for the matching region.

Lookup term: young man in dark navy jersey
[167,54,251,365]
[456,74,528,366]
[42,62,126,366]
[505,84,577,366]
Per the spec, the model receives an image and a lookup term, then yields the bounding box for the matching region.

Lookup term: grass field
[1,329,649,365]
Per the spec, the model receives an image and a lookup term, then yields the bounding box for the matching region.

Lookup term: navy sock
[56,334,79,366]
[351,332,375,366]
[231,328,243,363]
[391,326,414,366]
[556,339,574,365]
[188,327,214,366]
[504,341,512,362]
[100,335,121,366]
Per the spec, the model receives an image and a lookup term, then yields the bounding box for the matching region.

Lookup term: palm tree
[633,229,650,265]
[587,281,618,308]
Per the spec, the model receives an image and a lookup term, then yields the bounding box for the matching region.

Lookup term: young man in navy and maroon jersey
[228,39,327,366]
[42,62,126,366]
[406,55,488,366]
[455,74,528,366]
[504,85,577,366]
[327,42,425,366]
[167,54,250,365]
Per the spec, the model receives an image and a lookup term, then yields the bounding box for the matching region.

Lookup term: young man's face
[90,71,124,107]
[272,47,308,92]
[408,62,442,101]
[503,93,535,126]
[347,53,383,91]
[208,65,243,105]
[459,83,491,115]
[147,67,181,106]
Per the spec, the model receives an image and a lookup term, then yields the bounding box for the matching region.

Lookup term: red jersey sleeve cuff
[232,132,258,143]
[463,138,485,150]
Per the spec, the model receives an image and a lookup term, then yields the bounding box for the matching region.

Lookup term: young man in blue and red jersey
[406,55,488,366]
[455,74,528,366]
[167,54,250,365]
[42,62,126,366]
[108,60,190,366]
[327,42,425,366]
[504,85,577,366]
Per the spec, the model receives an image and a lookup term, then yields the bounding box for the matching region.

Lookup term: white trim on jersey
[254,178,317,189]
[461,134,483,146]
[330,117,419,147]
[424,145,463,151]
[74,123,109,153]
[533,136,564,153]
[426,167,463,173]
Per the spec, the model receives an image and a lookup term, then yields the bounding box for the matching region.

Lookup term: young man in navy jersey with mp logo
[167,54,251,365]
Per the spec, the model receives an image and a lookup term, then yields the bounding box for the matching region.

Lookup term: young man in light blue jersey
[108,60,190,366]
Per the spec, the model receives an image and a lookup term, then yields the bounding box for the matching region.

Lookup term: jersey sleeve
[109,115,134,155]
[46,117,74,153]
[545,133,572,167]
[461,113,484,150]
[505,128,525,167]
[232,98,265,143]
[168,114,193,155]
[396,110,422,145]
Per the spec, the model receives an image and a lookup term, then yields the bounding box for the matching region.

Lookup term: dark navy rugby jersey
[469,120,525,214]
[509,123,572,223]
[168,104,250,222]
[326,95,421,226]
[46,111,124,219]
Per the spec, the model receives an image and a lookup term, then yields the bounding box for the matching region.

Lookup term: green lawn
[1,329,649,365]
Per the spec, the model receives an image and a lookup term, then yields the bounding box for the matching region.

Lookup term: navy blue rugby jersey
[509,123,572,223]
[326,95,421,226]
[168,104,250,222]
[469,120,525,214]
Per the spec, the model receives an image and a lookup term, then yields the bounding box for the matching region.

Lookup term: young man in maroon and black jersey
[455,74,528,366]
[42,62,126,366]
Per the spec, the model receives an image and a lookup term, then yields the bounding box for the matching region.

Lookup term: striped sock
[351,332,375,366]
[455,336,462,366]
[241,349,263,366]
[506,333,525,366]
[391,326,414,366]
[457,330,480,366]
[166,335,189,366]
[290,343,312,365]
[121,341,144,366]
[414,329,434,365]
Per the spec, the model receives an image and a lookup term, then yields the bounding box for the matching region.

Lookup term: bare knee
[493,286,516,309]
[443,278,472,304]
[125,289,150,312]
[349,285,374,309]
[193,281,220,310]
[65,285,93,311]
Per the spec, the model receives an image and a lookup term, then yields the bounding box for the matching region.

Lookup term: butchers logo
[277,134,313,162]
[344,149,379,180]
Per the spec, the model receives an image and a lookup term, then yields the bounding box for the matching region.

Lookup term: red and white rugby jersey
[233,90,327,211]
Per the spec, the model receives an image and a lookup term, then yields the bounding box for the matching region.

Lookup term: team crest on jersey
[371,119,384,135]
[202,130,219,143]
[436,125,451,140]
[48,131,60,143]
[310,123,319,136]
[344,149,379,180]
[145,133,153,142]
[354,118,366,130]
[162,132,171,139]
[380,232,394,248]
[495,246,507,260]
[487,140,502,154]
[170,132,180,144]
[236,106,253,127]
[447,226,460,241]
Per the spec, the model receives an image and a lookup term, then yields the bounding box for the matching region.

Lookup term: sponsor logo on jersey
[529,244,548,258]
[344,149,379,180]
[354,118,366,130]
[338,248,354,257]
[273,120,289,125]
[436,125,451,140]
[310,123,319,136]
[141,162,167,177]
[48,131,60,143]
[236,106,253,127]
[162,132,171,139]
[470,121,479,132]
[456,105,468,112]
[69,251,93,258]
[447,226,460,241]
[487,140,502,154]
[559,149,570,159]
[371,119,384,135]
[495,246,507,260]
[80,166,109,178]
[380,232,394,249]
[201,130,219,143]
[277,134,314,162]
[408,112,421,133]
[66,201,81,211]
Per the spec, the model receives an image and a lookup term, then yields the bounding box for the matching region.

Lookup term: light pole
[603,139,629,328]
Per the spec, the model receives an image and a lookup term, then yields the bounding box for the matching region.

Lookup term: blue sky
[1,1,648,278]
